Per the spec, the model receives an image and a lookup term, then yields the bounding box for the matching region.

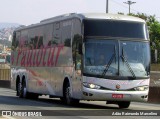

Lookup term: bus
[11,13,150,108]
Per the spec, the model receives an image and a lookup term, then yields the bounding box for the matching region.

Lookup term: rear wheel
[118,101,130,108]
[19,81,27,98]
[19,80,38,99]
[17,81,21,96]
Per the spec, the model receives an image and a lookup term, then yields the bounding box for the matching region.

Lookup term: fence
[0,69,11,80]
[0,63,11,88]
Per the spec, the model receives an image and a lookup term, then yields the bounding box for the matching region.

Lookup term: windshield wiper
[102,46,116,76]
[121,47,136,79]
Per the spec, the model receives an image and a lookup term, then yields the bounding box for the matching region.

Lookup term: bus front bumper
[82,87,149,102]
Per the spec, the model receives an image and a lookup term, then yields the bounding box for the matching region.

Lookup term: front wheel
[117,101,130,108]
[64,83,79,105]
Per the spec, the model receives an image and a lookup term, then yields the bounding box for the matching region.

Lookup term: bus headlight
[83,82,101,89]
[134,86,149,91]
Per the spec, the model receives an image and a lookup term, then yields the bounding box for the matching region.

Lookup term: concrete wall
[0,63,11,88]
[148,71,160,103]
[148,87,160,103]
[0,80,10,88]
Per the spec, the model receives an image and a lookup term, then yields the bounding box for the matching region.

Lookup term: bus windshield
[84,39,150,79]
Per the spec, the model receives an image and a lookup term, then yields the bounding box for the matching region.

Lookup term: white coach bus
[11,13,150,108]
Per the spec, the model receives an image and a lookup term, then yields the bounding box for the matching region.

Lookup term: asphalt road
[0,88,160,119]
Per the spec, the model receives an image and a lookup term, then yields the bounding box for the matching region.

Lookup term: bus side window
[61,20,72,47]
[11,32,16,50]
[52,22,61,45]
[43,24,53,47]
[14,31,20,50]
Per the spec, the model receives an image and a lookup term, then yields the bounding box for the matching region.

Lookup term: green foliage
[129,13,148,21]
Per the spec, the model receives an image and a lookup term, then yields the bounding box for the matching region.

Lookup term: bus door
[72,35,83,99]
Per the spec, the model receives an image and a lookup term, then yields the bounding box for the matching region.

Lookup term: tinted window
[43,24,53,47]
[20,30,28,50]
[84,19,148,39]
[28,26,44,49]
[12,31,20,51]
[61,20,72,47]
[52,22,61,45]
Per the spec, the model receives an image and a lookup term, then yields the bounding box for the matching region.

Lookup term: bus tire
[19,80,27,98]
[118,101,130,108]
[19,80,39,99]
[17,81,21,97]
[64,82,79,105]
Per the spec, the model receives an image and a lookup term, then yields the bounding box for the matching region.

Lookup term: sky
[0,0,160,25]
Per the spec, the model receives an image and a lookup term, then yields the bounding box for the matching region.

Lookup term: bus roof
[15,13,145,31]
[41,13,145,23]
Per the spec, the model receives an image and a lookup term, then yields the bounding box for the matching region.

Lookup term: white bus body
[11,13,150,108]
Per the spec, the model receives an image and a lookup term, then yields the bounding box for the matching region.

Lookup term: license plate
[112,94,123,98]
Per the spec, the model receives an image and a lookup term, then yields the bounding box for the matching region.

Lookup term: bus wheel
[17,81,21,96]
[64,83,72,105]
[64,83,79,105]
[19,80,27,98]
[118,101,130,108]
